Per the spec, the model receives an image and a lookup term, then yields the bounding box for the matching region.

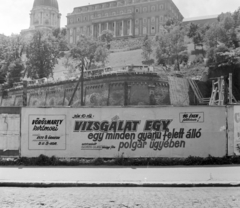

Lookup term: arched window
[151,5,155,11]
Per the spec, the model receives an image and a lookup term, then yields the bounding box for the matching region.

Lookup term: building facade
[66,0,183,44]
[21,0,61,38]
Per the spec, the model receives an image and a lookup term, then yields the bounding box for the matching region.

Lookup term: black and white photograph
[0,0,240,207]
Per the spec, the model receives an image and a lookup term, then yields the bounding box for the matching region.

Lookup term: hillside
[108,49,143,67]
[53,37,206,80]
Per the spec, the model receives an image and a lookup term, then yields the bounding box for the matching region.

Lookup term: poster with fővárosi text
[21,107,226,158]
[28,114,66,150]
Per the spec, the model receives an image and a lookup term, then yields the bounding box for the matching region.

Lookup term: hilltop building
[21,0,61,38]
[183,14,218,26]
[66,0,183,44]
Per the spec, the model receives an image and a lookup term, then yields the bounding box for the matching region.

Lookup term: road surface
[0,187,239,208]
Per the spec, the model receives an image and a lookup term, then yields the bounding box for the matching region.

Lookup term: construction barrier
[227,106,240,156]
[0,108,21,157]
[20,106,228,158]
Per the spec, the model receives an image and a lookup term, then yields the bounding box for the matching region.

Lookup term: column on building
[129,19,132,36]
[139,19,142,36]
[52,13,54,26]
[99,23,101,36]
[30,14,33,26]
[122,20,124,36]
[40,12,43,24]
[148,18,151,35]
[58,14,61,28]
[52,13,55,26]
[73,28,76,44]
[106,22,109,31]
[91,24,94,37]
[114,21,116,37]
[156,16,159,34]
[67,29,70,43]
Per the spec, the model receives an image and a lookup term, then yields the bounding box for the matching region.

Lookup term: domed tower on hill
[21,0,61,37]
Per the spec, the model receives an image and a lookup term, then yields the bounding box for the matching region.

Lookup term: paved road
[0,187,239,208]
[1,166,240,184]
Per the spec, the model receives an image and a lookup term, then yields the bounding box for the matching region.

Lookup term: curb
[0,181,240,188]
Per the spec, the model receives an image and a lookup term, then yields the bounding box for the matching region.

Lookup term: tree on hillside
[0,34,25,86]
[69,35,109,70]
[141,35,153,61]
[187,23,205,50]
[204,23,228,48]
[52,28,68,52]
[206,45,240,67]
[25,30,60,79]
[0,34,10,84]
[7,59,24,88]
[187,23,199,39]
[156,26,187,71]
[99,30,113,49]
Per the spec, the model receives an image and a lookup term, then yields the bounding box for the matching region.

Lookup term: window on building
[135,19,139,24]
[143,18,147,24]
[143,27,147,35]
[135,8,139,13]
[151,6,155,11]
[151,17,155,22]
[135,27,139,35]
[160,16,163,22]
[151,26,155,34]
[159,4,163,10]
[143,7,147,12]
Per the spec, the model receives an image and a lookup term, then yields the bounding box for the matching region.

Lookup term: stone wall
[0,73,195,107]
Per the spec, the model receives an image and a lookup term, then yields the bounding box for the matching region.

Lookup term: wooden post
[229,73,233,104]
[220,76,224,105]
[217,77,221,105]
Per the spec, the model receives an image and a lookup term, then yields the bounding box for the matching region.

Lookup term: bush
[0,154,240,166]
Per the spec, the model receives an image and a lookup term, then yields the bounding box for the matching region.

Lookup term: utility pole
[81,60,84,106]
[23,81,28,107]
[68,59,85,107]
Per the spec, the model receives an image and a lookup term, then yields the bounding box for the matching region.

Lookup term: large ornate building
[21,0,61,38]
[66,0,183,44]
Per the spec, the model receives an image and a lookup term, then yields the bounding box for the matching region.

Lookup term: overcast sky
[0,0,239,36]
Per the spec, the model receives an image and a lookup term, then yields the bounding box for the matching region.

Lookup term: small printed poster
[28,115,66,150]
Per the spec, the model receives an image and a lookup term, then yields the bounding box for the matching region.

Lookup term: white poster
[28,115,66,150]
[233,106,240,155]
[21,107,227,158]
